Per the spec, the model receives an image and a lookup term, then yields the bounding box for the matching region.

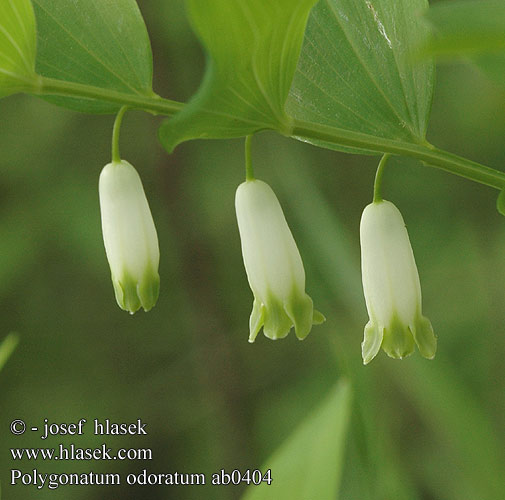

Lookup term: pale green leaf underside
[287,0,434,154]
[423,0,505,88]
[242,380,352,500]
[159,0,318,153]
[32,0,154,113]
[0,0,36,97]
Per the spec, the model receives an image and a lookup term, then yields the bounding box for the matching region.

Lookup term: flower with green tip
[360,200,436,364]
[99,160,160,313]
[235,179,325,342]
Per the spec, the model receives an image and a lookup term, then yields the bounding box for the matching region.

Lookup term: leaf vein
[32,0,141,94]
[324,0,418,139]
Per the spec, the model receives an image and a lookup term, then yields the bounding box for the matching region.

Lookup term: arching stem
[373,154,390,202]
[111,106,128,164]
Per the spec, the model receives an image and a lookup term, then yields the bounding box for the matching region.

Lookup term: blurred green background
[2,1,505,499]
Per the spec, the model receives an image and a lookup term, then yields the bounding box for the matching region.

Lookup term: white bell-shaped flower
[99,160,160,313]
[235,179,324,342]
[360,200,436,364]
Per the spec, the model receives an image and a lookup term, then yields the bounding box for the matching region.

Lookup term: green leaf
[242,380,352,500]
[423,0,505,88]
[0,333,19,373]
[286,0,434,154]
[159,0,318,153]
[0,0,37,97]
[32,0,154,113]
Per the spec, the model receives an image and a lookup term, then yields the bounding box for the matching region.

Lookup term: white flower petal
[360,200,436,362]
[99,160,160,313]
[235,179,323,341]
[235,180,305,300]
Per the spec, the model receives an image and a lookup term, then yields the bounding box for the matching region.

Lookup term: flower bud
[235,179,324,342]
[360,200,436,364]
[99,160,160,313]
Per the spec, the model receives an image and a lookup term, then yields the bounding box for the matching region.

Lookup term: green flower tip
[112,269,160,314]
[248,289,325,343]
[362,313,437,365]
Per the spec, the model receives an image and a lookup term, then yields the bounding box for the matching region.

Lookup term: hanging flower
[99,160,160,313]
[235,179,325,342]
[360,200,436,364]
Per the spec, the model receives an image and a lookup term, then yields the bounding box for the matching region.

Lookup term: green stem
[245,135,255,181]
[111,106,128,163]
[28,76,505,190]
[291,119,505,190]
[373,154,390,202]
[35,76,183,116]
